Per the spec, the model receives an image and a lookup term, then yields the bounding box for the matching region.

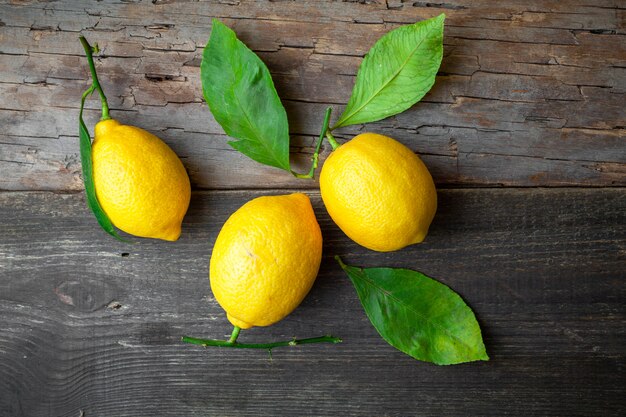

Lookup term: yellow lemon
[319,133,437,252]
[92,119,191,241]
[210,193,323,329]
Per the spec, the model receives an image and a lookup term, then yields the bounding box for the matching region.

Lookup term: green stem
[182,332,341,350]
[228,326,241,343]
[335,255,348,270]
[80,85,96,122]
[292,107,333,179]
[79,35,111,121]
[325,130,341,151]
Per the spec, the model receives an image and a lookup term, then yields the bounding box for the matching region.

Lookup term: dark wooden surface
[1,189,625,416]
[1,1,625,416]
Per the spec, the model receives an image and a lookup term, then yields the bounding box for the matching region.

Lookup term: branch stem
[292,107,333,179]
[182,334,341,350]
[335,255,348,270]
[79,35,110,121]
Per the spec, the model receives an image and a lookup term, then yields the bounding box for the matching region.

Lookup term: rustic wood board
[0,189,624,416]
[1,1,625,416]
[0,0,625,190]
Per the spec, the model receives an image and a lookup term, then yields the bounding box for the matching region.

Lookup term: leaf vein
[231,85,286,168]
[338,22,439,126]
[352,267,481,355]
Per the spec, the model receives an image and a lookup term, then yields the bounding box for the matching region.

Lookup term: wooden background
[0,1,624,416]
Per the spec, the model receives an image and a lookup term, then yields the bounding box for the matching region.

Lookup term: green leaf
[78,88,126,242]
[337,257,488,365]
[333,14,445,129]
[201,19,291,171]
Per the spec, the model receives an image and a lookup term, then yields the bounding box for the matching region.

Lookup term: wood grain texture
[0,189,624,417]
[1,1,625,416]
[0,0,624,190]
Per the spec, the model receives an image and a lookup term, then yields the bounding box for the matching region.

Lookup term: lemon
[210,193,323,329]
[92,119,191,241]
[319,132,437,252]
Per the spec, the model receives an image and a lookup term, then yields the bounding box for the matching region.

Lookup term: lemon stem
[292,107,333,179]
[79,35,111,121]
[181,333,342,350]
[325,130,341,151]
[228,326,241,344]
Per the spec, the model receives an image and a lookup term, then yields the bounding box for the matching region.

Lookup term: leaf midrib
[232,88,287,169]
[229,64,288,170]
[206,23,289,170]
[337,22,438,127]
[351,267,481,357]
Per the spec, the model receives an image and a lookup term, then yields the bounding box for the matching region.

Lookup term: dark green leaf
[337,257,488,365]
[201,19,290,171]
[333,14,445,129]
[78,89,126,242]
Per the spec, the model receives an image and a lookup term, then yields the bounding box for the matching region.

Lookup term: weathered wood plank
[0,0,624,190]
[0,188,624,416]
